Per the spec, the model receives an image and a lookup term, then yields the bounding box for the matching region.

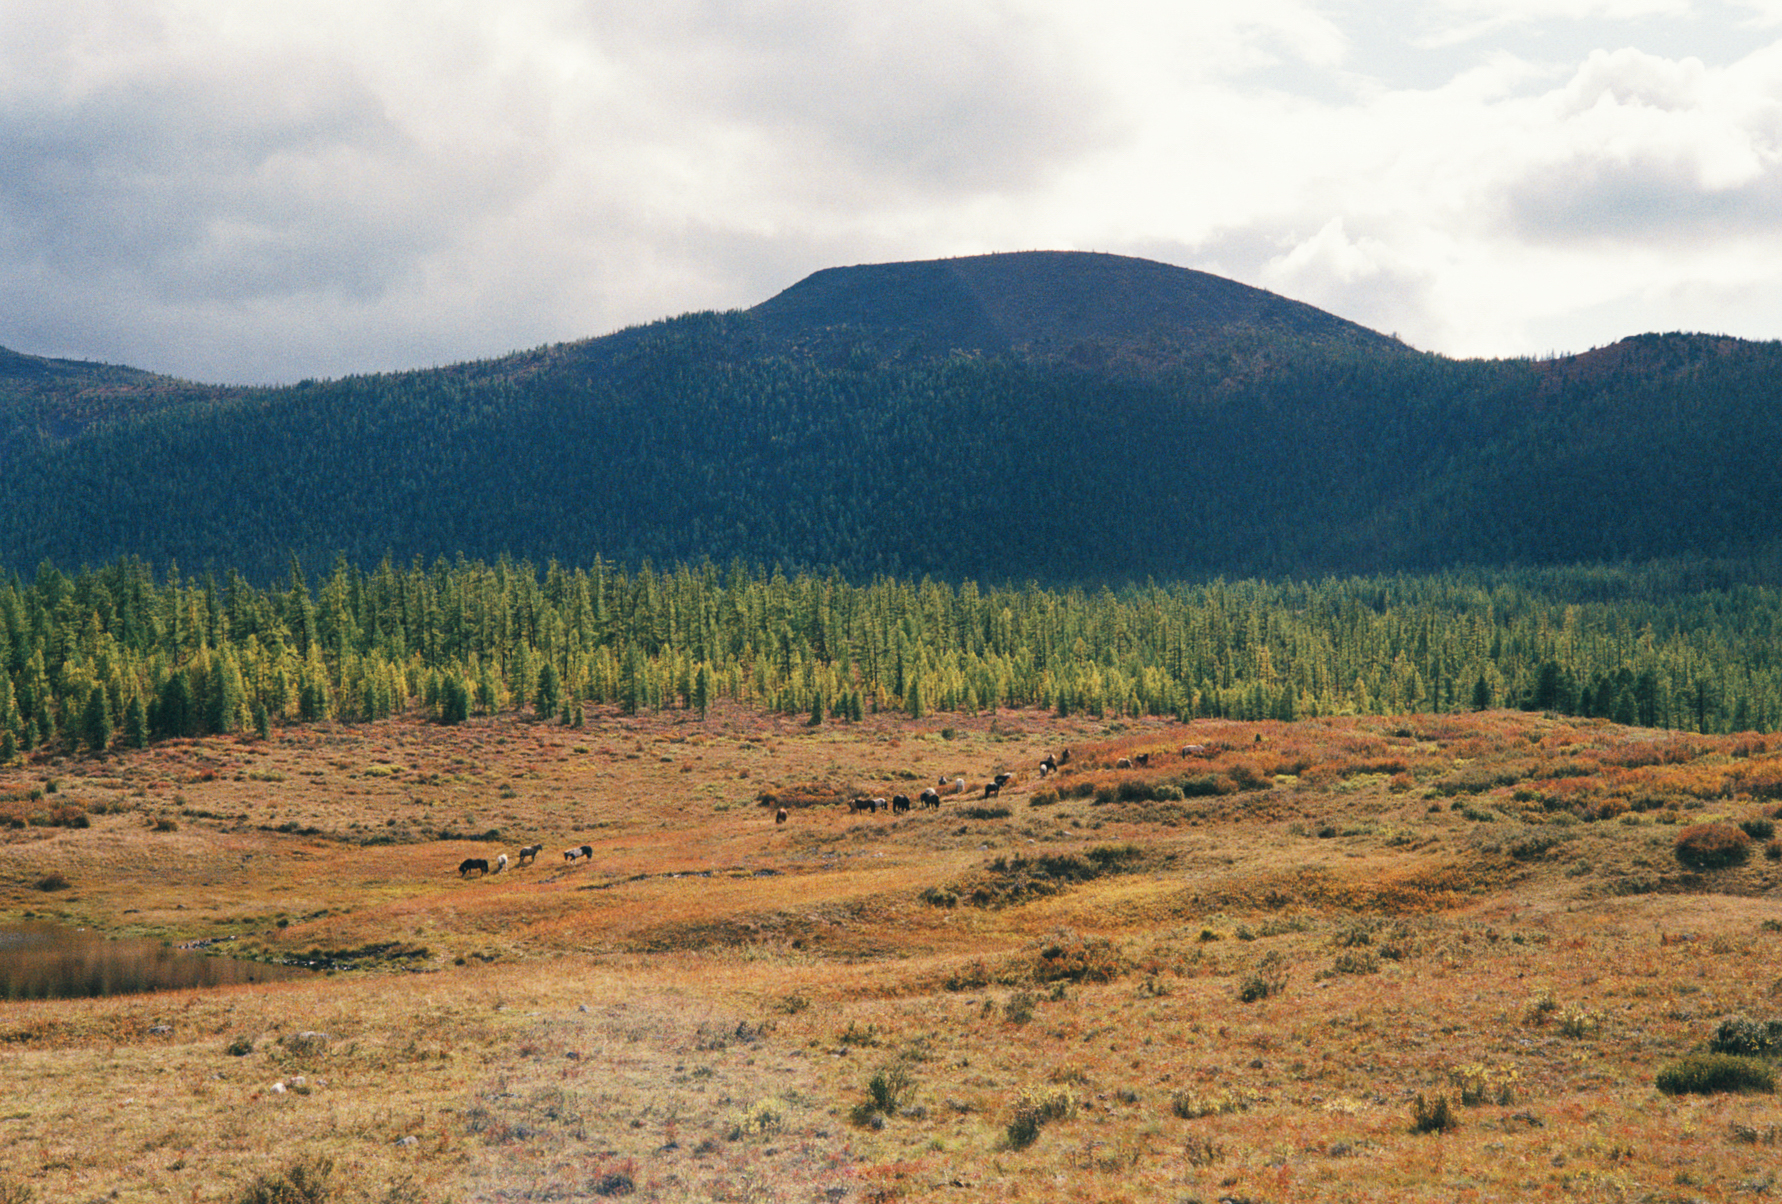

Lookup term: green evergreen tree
[621,644,644,716]
[125,694,149,748]
[208,649,247,734]
[536,660,561,720]
[693,663,712,720]
[440,675,471,724]
[253,700,271,740]
[81,686,113,752]
[157,670,195,737]
[808,690,825,727]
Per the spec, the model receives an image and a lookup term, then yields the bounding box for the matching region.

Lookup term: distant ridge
[748,250,1403,366]
[2,250,1780,583]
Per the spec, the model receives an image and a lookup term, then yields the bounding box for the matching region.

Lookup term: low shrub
[32,872,70,892]
[1226,761,1273,791]
[1004,1086,1077,1149]
[1412,1093,1458,1134]
[589,1161,637,1197]
[1170,1090,1248,1119]
[1741,816,1777,841]
[1331,949,1380,976]
[851,1062,916,1125]
[231,1155,333,1204]
[1709,1015,1782,1058]
[1033,933,1124,983]
[1237,952,1288,1003]
[1674,823,1751,869]
[1656,1053,1776,1096]
[1450,1062,1519,1107]
[1508,832,1567,861]
[728,1099,783,1139]
[1557,1006,1606,1039]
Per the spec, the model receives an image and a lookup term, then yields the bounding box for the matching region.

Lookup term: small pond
[0,921,316,1000]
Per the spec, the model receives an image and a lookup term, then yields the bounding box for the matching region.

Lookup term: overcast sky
[4,1,1781,384]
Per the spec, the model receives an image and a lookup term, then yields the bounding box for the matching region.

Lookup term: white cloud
[2,1,1782,381]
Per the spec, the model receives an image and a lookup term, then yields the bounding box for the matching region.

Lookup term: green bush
[1237,952,1288,1003]
[1412,1093,1458,1134]
[1709,1015,1782,1058]
[1655,1054,1776,1096]
[851,1062,917,1126]
[1004,1086,1077,1149]
[231,1155,333,1204]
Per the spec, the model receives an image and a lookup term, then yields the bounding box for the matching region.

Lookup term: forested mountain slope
[0,252,1777,584]
[0,345,234,467]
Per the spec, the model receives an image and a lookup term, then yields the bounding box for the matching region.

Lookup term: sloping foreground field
[2,705,1781,1202]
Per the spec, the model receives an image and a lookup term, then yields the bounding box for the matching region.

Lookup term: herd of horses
[454,745,1126,877]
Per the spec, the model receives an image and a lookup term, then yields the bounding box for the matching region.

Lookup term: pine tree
[125,695,149,748]
[440,675,470,724]
[536,660,561,720]
[81,686,113,752]
[158,670,195,737]
[694,664,712,720]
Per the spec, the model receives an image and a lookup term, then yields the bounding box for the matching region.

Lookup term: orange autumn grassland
[3,702,1780,1203]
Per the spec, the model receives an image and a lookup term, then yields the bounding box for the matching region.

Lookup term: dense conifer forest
[4,553,1780,767]
[2,253,1779,584]
[5,253,1780,755]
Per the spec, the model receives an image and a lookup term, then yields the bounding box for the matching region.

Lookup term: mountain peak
[748,250,1401,367]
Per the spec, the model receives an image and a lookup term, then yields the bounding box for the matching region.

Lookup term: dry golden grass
[3,704,1781,1201]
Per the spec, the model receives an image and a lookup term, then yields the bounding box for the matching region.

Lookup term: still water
[0,921,315,1000]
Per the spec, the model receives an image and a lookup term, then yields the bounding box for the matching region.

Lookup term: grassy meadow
[2,703,1781,1202]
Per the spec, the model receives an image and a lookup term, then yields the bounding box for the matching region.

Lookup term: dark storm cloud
[0,63,465,304]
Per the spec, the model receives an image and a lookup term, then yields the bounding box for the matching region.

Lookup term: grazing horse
[982,781,1001,799]
[458,857,489,877]
[1134,753,1150,768]
[1039,754,1057,778]
[1116,757,1133,769]
[892,795,911,814]
[563,847,583,862]
[953,777,966,795]
[1060,749,1071,764]
[919,788,941,809]
[994,772,1014,790]
[518,844,543,866]
[775,807,788,824]
[1181,744,1206,759]
[495,853,509,873]
[871,797,889,814]
[849,796,873,814]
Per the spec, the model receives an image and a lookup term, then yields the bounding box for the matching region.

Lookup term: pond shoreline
[0,919,318,1000]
